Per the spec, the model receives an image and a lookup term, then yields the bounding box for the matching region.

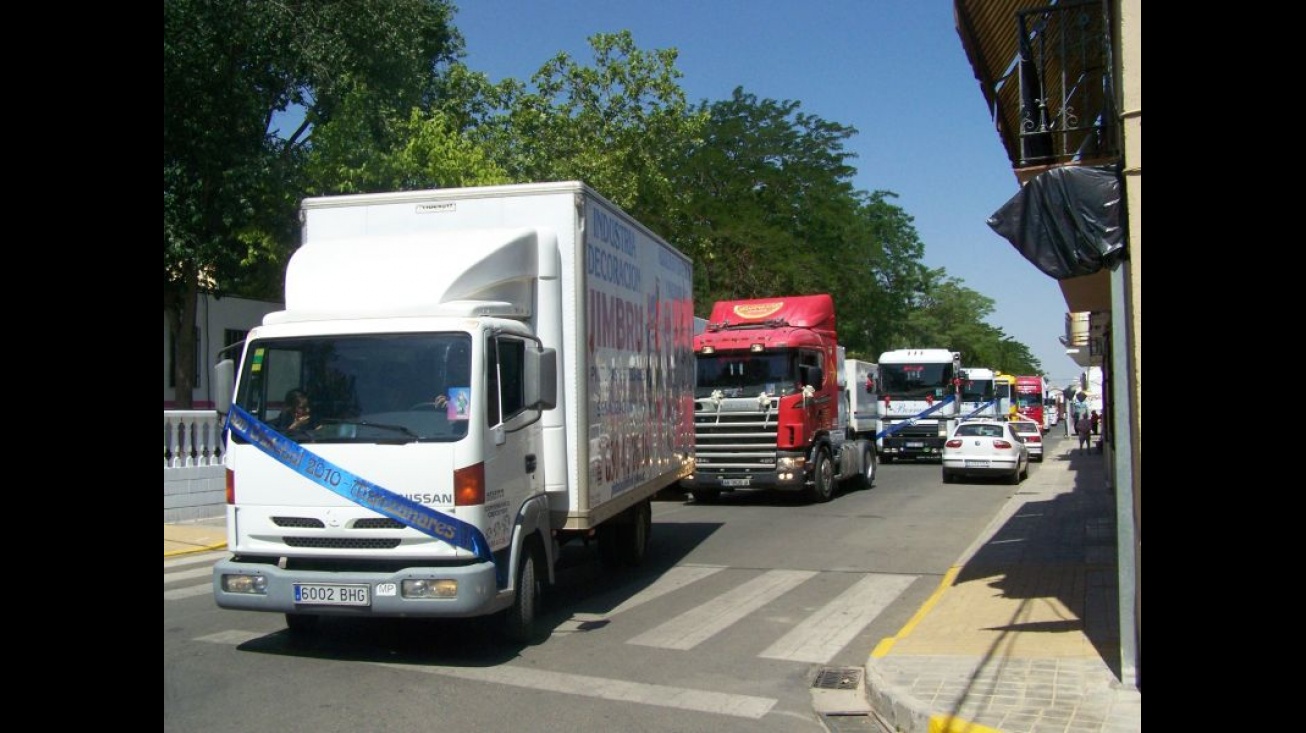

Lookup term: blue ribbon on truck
[225,405,503,587]
[875,395,957,440]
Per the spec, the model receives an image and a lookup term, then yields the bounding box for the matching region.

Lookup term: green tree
[673,88,858,303]
[163,0,461,407]
[477,30,706,218]
[898,275,1042,374]
[670,87,936,360]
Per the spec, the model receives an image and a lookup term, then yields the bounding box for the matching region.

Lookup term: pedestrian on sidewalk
[1076,413,1092,452]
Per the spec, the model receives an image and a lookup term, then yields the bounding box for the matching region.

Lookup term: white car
[941,419,1029,484]
[1008,418,1045,462]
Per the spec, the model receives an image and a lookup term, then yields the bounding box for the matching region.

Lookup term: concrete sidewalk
[164,515,226,558]
[860,440,1140,733]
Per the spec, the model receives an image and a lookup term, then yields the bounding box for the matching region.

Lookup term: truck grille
[283,537,402,550]
[272,517,404,529]
[692,401,779,475]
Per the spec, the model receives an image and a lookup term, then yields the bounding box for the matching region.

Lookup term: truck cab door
[481,334,543,548]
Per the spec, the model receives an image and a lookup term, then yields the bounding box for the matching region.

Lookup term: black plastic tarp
[987,165,1125,280]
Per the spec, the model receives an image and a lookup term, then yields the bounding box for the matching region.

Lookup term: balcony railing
[164,410,226,522]
[1013,1,1117,167]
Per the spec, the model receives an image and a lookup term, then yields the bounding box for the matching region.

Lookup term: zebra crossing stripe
[194,631,777,718]
[376,662,777,719]
[627,569,817,650]
[567,564,726,626]
[165,584,215,601]
[758,573,918,663]
[165,567,215,585]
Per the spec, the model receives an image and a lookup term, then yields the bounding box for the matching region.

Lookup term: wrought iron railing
[1014,0,1117,167]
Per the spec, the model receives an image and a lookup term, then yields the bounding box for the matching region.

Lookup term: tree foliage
[163,0,462,406]
[475,30,706,219]
[164,16,1049,404]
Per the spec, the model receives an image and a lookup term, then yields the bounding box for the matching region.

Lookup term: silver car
[941,419,1030,484]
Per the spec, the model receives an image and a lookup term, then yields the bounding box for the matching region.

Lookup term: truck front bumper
[678,455,808,492]
[212,556,509,618]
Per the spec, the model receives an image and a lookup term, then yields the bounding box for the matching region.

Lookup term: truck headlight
[403,579,458,599]
[221,574,268,595]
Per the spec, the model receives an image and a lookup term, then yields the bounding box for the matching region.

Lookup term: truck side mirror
[808,366,824,389]
[213,359,235,416]
[524,347,557,411]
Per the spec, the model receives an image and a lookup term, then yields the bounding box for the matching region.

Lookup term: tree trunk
[173,268,200,409]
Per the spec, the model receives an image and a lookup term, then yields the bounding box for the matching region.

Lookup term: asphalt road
[165,448,1044,733]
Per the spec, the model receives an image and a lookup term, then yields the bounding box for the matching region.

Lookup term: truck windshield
[234,332,472,443]
[960,379,994,402]
[694,352,798,398]
[880,362,957,401]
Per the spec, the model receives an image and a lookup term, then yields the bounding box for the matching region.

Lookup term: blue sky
[450,2,1081,386]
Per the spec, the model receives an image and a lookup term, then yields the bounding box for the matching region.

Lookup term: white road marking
[165,583,214,601]
[195,630,777,718]
[195,629,264,645]
[567,564,725,624]
[627,569,817,650]
[166,567,214,584]
[375,662,777,719]
[165,551,226,569]
[759,573,918,662]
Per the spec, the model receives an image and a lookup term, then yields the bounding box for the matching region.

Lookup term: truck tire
[850,442,876,491]
[599,499,652,568]
[502,536,544,644]
[805,448,835,503]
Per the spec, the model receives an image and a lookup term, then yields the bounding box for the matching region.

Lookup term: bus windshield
[880,362,957,400]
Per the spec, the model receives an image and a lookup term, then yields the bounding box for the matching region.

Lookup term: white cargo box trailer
[212,181,696,642]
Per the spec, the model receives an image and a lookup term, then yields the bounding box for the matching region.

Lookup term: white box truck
[211,181,696,642]
[843,357,879,441]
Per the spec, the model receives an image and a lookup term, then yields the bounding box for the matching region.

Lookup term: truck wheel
[851,443,876,491]
[598,499,652,568]
[619,499,652,566]
[284,613,319,637]
[502,536,543,644]
[805,448,835,503]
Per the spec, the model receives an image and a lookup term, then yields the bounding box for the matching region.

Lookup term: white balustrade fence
[164,411,226,523]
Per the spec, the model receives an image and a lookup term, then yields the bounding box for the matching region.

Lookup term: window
[486,335,526,426]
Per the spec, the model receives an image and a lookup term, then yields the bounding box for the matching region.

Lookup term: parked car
[941,419,1029,485]
[1008,417,1044,462]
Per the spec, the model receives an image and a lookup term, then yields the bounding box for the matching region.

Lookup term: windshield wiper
[318,418,422,440]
